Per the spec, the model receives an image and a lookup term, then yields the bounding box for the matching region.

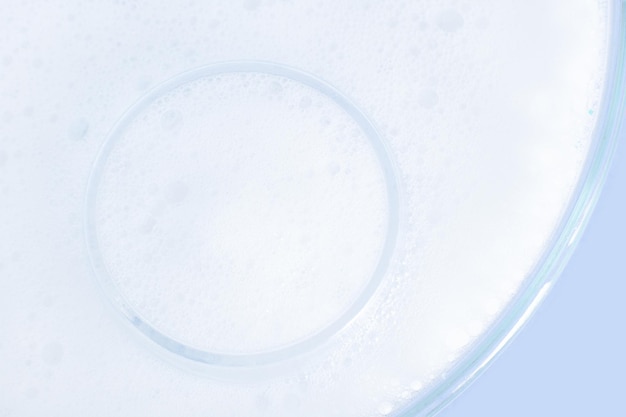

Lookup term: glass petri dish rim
[78,0,625,412]
[83,61,401,367]
[398,1,626,416]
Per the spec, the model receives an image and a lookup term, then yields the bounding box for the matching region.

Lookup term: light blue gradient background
[439,137,626,415]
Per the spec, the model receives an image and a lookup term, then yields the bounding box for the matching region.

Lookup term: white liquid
[0,0,610,416]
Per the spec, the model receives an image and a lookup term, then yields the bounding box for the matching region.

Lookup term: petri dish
[1,1,624,416]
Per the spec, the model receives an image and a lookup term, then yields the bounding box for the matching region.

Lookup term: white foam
[0,0,610,416]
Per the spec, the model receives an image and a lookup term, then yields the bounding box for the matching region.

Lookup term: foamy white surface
[94,70,391,354]
[0,0,610,416]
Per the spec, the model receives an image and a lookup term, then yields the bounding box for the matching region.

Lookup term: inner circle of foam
[85,62,399,366]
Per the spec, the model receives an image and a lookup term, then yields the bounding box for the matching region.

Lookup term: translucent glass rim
[398,2,626,416]
[84,61,401,367]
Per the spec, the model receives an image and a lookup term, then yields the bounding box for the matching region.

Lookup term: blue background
[439,137,626,415]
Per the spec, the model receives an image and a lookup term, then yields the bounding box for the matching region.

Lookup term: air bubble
[139,217,157,234]
[165,180,189,204]
[436,9,464,32]
[161,109,183,131]
[244,0,261,11]
[410,380,423,392]
[378,402,394,416]
[68,118,89,141]
[418,89,439,109]
[25,387,38,399]
[41,342,64,365]
[269,81,283,95]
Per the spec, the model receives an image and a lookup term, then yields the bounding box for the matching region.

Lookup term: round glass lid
[1,1,624,416]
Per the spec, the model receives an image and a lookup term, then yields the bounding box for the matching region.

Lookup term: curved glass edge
[84,61,400,367]
[399,2,626,416]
